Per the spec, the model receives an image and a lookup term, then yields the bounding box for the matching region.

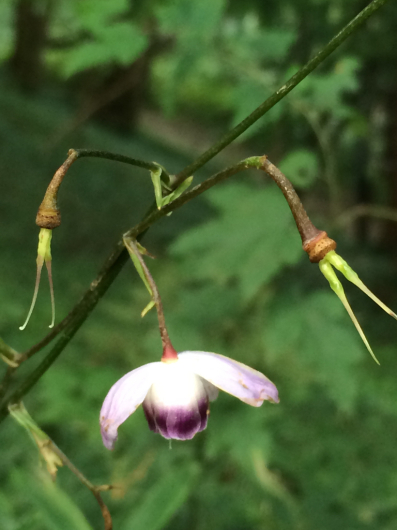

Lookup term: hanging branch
[0,0,391,418]
[0,155,330,415]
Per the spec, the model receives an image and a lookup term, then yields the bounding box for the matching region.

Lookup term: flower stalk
[123,236,177,360]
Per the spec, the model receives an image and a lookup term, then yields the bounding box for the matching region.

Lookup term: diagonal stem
[0,0,390,422]
[74,149,170,180]
[0,156,314,415]
[173,0,391,185]
[0,159,257,413]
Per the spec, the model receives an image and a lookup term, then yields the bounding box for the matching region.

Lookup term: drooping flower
[100,350,279,449]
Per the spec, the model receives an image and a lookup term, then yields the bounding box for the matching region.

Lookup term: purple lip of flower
[100,351,279,450]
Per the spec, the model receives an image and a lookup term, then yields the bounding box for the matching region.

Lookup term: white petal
[178,351,279,406]
[201,379,219,402]
[148,362,207,408]
[144,364,209,440]
[100,362,163,450]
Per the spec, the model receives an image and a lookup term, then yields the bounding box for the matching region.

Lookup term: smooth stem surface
[174,0,391,185]
[260,157,321,244]
[74,149,170,180]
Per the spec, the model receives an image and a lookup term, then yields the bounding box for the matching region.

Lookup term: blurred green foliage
[1,0,397,529]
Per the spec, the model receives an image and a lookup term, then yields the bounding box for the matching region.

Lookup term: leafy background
[1,0,397,528]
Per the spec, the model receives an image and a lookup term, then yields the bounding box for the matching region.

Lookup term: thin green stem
[0,158,259,417]
[0,0,390,422]
[0,155,315,418]
[74,149,170,180]
[173,0,391,185]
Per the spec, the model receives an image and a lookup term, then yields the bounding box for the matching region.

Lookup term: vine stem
[1,155,320,418]
[0,0,390,421]
[173,0,391,186]
[37,148,169,230]
[73,149,170,181]
[14,149,168,361]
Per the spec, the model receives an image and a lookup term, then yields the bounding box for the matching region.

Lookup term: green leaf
[161,176,193,207]
[170,183,302,301]
[156,0,226,45]
[72,0,130,35]
[124,238,153,299]
[278,149,319,188]
[223,15,295,63]
[120,464,198,530]
[59,23,148,77]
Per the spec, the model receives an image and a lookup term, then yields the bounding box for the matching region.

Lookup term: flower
[100,351,279,449]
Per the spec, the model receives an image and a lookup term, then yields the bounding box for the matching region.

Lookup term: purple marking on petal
[178,351,279,406]
[100,362,163,450]
[153,400,207,440]
[142,398,158,433]
[198,397,210,432]
[143,365,210,440]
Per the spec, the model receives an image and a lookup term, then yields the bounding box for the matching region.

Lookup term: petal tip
[100,417,118,450]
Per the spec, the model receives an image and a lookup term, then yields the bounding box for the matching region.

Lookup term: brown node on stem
[303,231,337,263]
[36,199,61,229]
[35,150,78,229]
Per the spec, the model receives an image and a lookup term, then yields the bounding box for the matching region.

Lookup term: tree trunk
[9,0,51,91]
